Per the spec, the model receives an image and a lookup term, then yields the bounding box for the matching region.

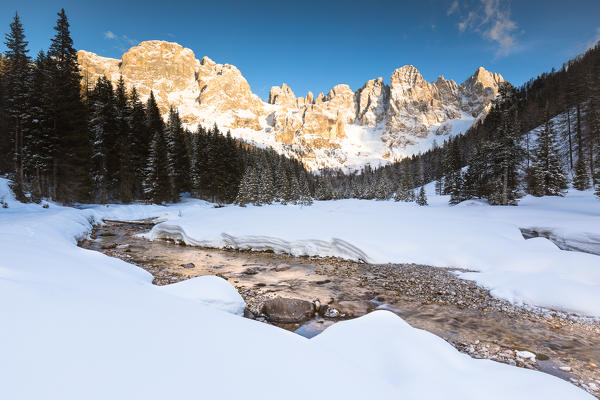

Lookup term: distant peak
[464,66,504,87]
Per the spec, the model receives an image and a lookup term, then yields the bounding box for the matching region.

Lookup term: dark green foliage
[3,13,30,200]
[528,112,568,196]
[46,10,93,202]
[416,185,428,206]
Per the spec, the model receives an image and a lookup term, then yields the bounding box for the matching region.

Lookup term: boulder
[261,297,315,323]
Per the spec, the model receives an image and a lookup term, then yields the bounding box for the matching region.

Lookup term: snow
[146,183,600,318]
[0,177,596,399]
[159,275,246,315]
[516,350,537,360]
[389,112,476,161]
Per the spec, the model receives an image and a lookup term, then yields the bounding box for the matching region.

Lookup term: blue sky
[1,0,599,101]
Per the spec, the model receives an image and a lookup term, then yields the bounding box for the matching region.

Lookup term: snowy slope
[0,177,594,399]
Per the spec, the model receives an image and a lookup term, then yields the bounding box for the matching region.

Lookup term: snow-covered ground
[0,177,596,399]
[144,183,600,319]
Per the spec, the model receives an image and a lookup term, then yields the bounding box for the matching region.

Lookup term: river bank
[80,219,600,398]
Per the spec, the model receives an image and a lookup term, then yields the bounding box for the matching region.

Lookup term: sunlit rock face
[78,40,504,170]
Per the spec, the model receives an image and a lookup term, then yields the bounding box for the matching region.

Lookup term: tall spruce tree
[23,51,52,201]
[88,76,118,202]
[0,54,9,173]
[488,84,523,205]
[114,76,135,202]
[416,185,428,206]
[165,108,191,200]
[143,92,171,203]
[47,9,92,202]
[128,87,149,197]
[3,13,31,199]
[529,112,568,196]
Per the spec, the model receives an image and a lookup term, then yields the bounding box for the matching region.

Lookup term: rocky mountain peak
[391,65,426,87]
[78,40,506,170]
[268,83,296,108]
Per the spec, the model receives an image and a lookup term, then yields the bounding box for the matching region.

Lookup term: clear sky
[1,0,599,101]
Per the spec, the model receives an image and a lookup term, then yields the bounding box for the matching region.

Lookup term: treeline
[0,10,310,205]
[321,42,600,204]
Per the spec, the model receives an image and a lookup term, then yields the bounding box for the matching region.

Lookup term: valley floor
[0,177,598,399]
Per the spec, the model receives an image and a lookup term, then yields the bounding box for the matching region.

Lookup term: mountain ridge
[77,40,505,170]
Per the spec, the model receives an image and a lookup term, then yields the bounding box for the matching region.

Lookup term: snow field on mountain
[0,177,594,399]
[146,183,600,318]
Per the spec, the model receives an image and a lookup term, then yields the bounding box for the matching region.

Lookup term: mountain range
[78,40,505,170]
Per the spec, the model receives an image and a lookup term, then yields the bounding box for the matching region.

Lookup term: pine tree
[274,159,290,203]
[88,76,118,202]
[298,173,313,206]
[3,13,31,200]
[235,167,253,206]
[573,153,590,191]
[572,104,590,191]
[192,125,209,197]
[128,87,149,198]
[488,85,523,205]
[258,164,275,204]
[166,108,191,200]
[442,139,462,201]
[0,54,9,173]
[315,179,332,200]
[47,9,92,202]
[287,173,300,204]
[529,112,568,196]
[374,171,393,200]
[143,92,171,203]
[114,76,135,202]
[23,51,52,201]
[416,185,428,206]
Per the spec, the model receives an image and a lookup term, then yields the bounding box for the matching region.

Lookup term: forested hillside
[320,42,600,204]
[0,10,311,205]
[1,10,599,207]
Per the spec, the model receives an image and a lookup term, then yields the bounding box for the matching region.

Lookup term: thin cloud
[453,0,518,57]
[447,0,459,16]
[103,30,139,52]
[122,35,137,45]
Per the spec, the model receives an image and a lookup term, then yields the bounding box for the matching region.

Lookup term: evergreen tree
[488,85,523,205]
[166,108,191,200]
[114,76,135,202]
[572,104,590,191]
[23,51,52,201]
[0,54,9,173]
[88,76,118,202]
[235,166,259,206]
[274,160,290,203]
[128,87,150,197]
[47,9,92,202]
[416,185,428,206]
[529,112,568,196]
[143,92,171,203]
[298,173,313,206]
[3,13,31,199]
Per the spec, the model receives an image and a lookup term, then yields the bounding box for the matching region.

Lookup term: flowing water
[80,220,600,396]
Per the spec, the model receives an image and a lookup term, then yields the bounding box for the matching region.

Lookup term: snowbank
[159,275,246,315]
[146,184,600,318]
[0,177,593,399]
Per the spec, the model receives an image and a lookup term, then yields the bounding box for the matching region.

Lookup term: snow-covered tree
[529,114,568,196]
[416,185,428,206]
